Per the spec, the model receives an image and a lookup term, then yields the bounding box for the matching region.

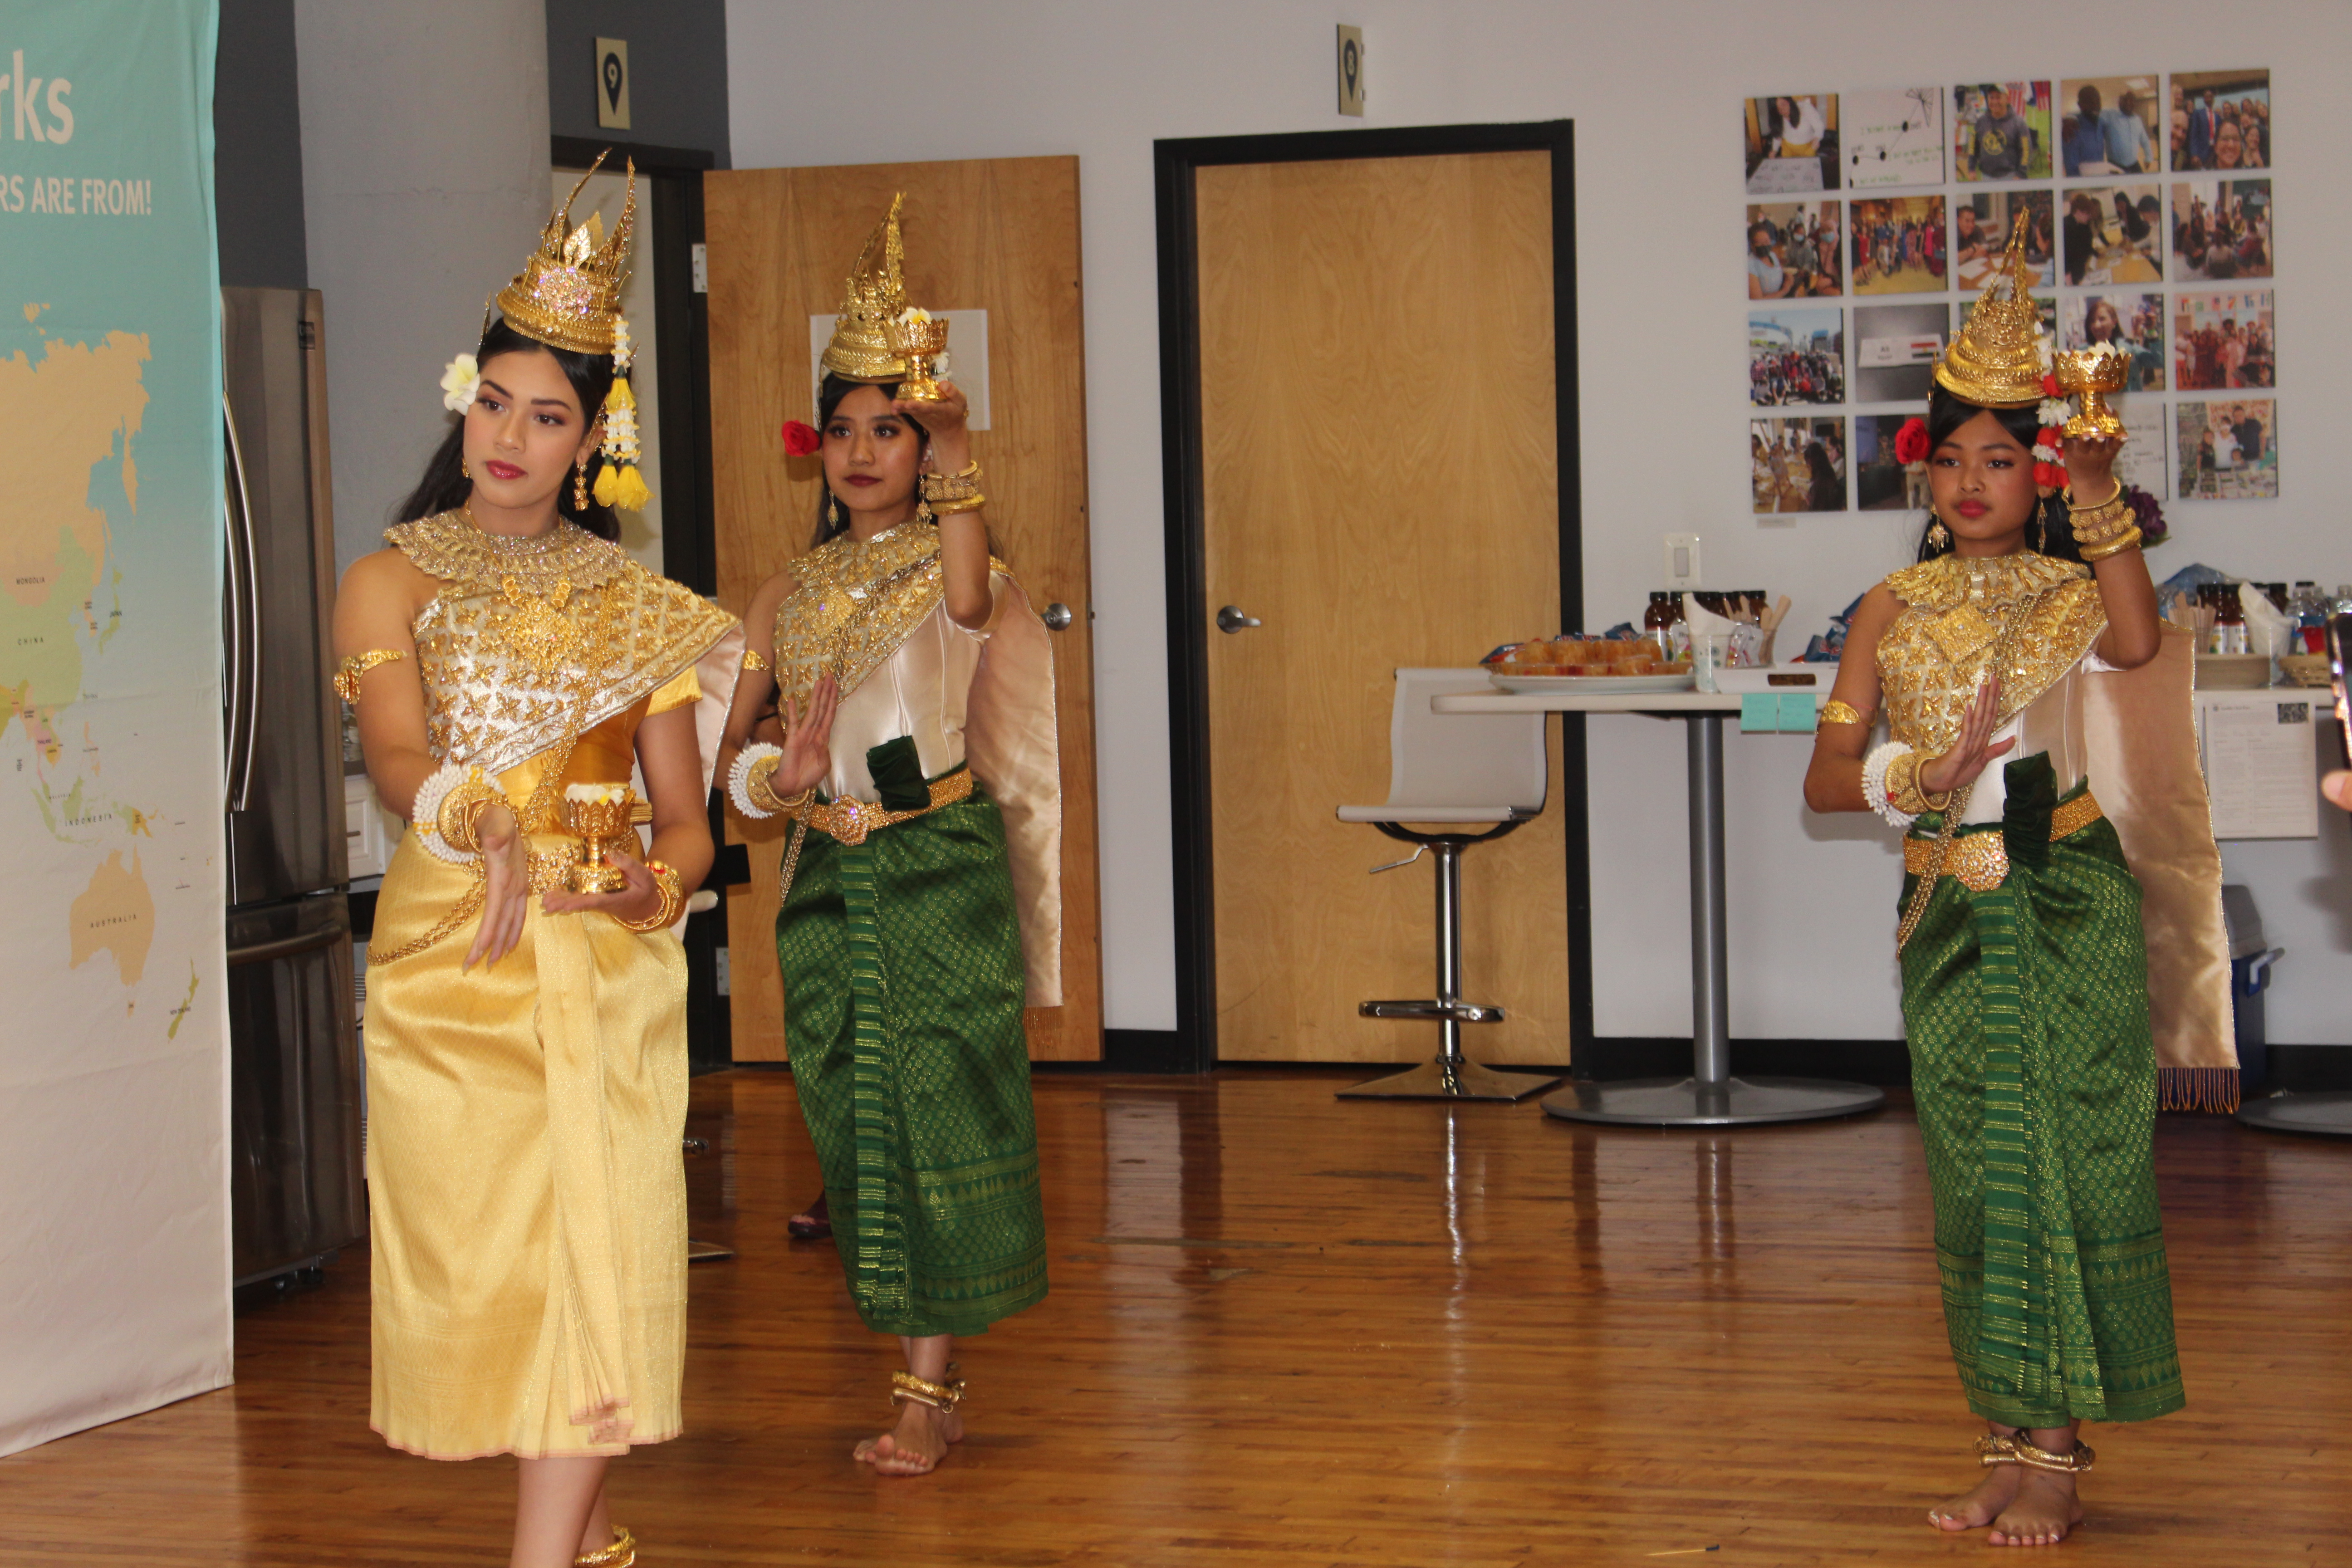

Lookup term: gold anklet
[574,1525,636,1568]
[2011,1435,2095,1474]
[890,1369,966,1413]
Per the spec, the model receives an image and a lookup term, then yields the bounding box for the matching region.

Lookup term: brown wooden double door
[703,156,1102,1062]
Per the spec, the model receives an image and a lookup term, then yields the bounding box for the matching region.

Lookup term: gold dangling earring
[1927,512,1951,550]
[461,457,470,479]
[916,490,936,528]
[828,491,841,529]
[574,454,590,510]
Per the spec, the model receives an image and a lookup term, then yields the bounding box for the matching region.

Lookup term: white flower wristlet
[728,744,785,820]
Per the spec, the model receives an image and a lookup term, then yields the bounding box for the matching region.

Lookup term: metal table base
[1542,711,1885,1128]
[2236,1092,2352,1137]
[1338,1056,1561,1102]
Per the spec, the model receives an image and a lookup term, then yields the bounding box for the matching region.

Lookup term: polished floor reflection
[4,1068,2349,1564]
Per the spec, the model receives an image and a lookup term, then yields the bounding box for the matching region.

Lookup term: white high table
[1433,688,1887,1127]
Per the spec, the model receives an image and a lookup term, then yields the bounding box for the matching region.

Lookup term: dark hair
[393,318,622,541]
[1916,385,2080,564]
[809,372,930,547]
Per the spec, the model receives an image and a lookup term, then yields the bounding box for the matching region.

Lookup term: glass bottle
[1642,591,1676,660]
[2211,584,2249,656]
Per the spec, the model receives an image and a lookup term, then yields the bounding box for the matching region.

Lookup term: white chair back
[1376,668,1548,813]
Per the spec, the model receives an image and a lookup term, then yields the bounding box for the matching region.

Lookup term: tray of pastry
[1482,637,1695,694]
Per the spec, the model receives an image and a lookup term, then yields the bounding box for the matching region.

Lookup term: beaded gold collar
[1882,549,2083,613]
[772,523,946,710]
[384,510,628,597]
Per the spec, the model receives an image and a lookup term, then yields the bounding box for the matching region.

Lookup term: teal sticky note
[1781,693,1820,733]
[1740,693,1777,732]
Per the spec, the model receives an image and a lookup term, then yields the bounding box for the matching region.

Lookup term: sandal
[575,1526,635,1568]
[788,1191,831,1240]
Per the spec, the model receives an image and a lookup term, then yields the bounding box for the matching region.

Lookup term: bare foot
[853,1398,964,1477]
[1986,1470,2082,1546]
[1927,1462,2020,1532]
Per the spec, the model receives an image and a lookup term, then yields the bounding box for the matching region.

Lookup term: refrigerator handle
[222,390,263,812]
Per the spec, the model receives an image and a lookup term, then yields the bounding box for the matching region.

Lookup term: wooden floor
[5,1069,2351,1565]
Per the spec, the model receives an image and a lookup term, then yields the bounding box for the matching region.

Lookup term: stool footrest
[1360,999,1505,1024]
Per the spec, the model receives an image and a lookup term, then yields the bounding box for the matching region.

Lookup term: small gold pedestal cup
[2053,347,2129,441]
[561,790,639,895]
[885,314,951,403]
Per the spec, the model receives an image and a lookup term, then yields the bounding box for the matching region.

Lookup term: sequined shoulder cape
[390,511,742,784]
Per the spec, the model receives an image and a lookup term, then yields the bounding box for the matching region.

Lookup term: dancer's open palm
[1920,677,2014,797]
[775,674,839,796]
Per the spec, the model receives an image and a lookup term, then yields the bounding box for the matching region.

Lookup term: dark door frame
[552,135,734,1073]
[1153,119,1586,1075]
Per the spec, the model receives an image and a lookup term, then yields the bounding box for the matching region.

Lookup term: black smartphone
[2328,613,2352,760]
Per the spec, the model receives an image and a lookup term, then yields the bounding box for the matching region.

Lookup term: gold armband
[615,858,686,933]
[333,648,409,704]
[2078,525,2143,563]
[1818,699,1872,727]
[742,649,770,672]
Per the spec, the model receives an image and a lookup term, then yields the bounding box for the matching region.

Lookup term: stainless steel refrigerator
[221,285,365,1290]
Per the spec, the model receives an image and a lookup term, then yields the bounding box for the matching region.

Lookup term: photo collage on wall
[1740,69,2275,514]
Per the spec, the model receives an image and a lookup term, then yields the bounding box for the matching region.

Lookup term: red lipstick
[484,460,523,481]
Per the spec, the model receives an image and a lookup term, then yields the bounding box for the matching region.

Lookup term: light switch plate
[1664,533,1702,589]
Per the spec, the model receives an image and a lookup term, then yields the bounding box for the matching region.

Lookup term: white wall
[727,1,2352,1043]
[296,0,552,572]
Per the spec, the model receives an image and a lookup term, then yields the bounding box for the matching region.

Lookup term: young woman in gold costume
[1804,216,2230,1547]
[720,197,1059,1478]
[332,162,740,1568]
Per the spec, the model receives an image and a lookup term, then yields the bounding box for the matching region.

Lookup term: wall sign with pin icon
[596,36,631,131]
[1336,24,1365,117]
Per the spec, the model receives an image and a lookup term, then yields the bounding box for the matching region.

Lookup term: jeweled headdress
[495,153,636,356]
[821,194,911,382]
[1934,211,2046,410]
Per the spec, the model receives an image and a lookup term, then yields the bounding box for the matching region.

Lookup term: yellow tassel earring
[593,317,653,511]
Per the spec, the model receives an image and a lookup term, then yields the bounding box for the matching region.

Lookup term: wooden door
[705,157,1102,1062]
[1199,151,1571,1063]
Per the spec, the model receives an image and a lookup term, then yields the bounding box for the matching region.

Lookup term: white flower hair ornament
[440,353,481,414]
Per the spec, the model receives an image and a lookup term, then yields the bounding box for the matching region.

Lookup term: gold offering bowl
[886,316,951,402]
[2053,349,2128,441]
[560,791,639,895]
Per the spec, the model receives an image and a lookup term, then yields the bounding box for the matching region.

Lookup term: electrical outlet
[1664,533,1702,589]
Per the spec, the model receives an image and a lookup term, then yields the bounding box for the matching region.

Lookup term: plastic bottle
[2294,582,2326,653]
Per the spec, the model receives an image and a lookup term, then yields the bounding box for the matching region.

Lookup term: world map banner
[0,0,227,1455]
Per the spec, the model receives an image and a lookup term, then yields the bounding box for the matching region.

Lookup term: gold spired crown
[494,152,636,355]
[1934,211,2046,409]
[821,193,913,382]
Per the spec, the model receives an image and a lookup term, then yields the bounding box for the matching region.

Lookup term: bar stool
[1335,668,1563,1102]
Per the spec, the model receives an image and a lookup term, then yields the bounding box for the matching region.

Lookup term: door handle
[1216,605,1261,634]
[1041,601,1074,631]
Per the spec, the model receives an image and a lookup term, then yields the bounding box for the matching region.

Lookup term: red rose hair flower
[1893,416,1929,466]
[780,419,820,457]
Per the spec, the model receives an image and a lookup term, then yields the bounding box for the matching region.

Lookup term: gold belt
[1903,792,2104,892]
[788,768,974,846]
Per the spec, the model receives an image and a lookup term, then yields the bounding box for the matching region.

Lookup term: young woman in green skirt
[720,197,1061,1477]
[1805,216,2232,1546]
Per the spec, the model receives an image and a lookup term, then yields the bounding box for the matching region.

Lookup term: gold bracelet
[436,778,500,856]
[930,491,986,515]
[616,859,685,932]
[1885,750,1950,816]
[921,461,984,503]
[745,753,815,818]
[1818,699,1872,727]
[2078,524,2144,563]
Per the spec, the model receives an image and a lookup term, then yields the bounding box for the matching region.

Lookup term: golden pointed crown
[493,152,635,356]
[1934,211,2047,409]
[821,193,912,382]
